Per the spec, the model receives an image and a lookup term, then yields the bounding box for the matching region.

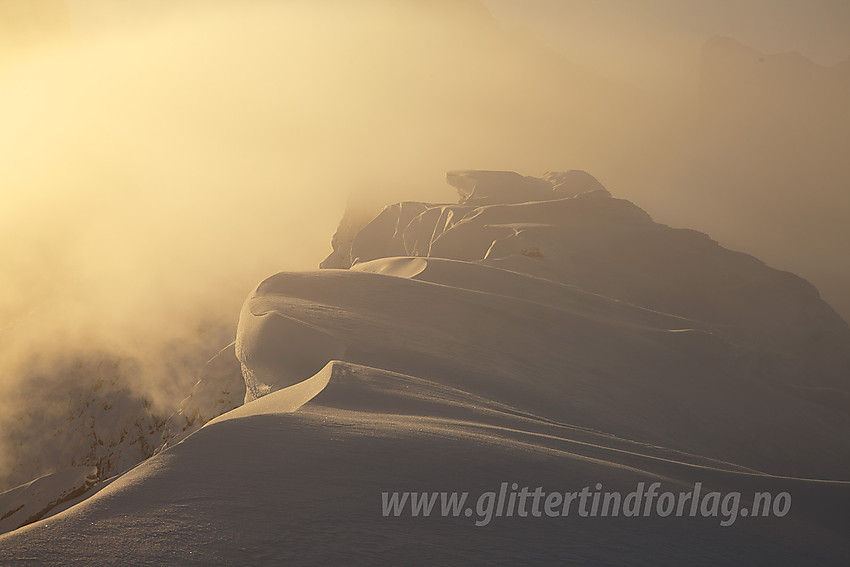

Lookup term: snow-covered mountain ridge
[1,170,848,565]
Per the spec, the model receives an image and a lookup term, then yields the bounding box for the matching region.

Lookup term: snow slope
[0,466,97,535]
[1,170,848,565]
[1,359,847,565]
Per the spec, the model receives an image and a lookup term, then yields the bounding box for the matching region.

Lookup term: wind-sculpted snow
[1,359,848,565]
[326,172,850,392]
[2,170,849,564]
[234,261,850,479]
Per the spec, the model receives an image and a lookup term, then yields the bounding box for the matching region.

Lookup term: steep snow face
[236,306,346,403]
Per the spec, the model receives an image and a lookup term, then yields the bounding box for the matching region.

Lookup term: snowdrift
[1,170,848,565]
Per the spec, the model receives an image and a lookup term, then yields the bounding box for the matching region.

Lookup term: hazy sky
[482,0,850,94]
[61,1,850,96]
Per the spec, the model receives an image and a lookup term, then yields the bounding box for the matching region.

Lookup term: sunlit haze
[0,0,847,495]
